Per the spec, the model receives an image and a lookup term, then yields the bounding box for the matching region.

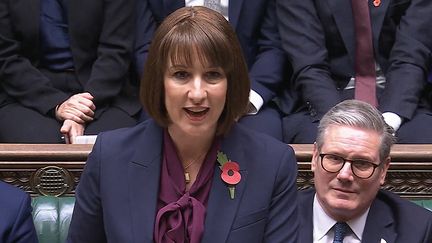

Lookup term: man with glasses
[298,100,432,243]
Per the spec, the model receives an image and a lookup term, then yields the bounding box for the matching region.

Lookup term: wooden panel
[1,144,431,199]
[0,144,91,196]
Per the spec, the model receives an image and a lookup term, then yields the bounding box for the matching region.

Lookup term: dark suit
[298,188,432,243]
[0,0,141,142]
[67,119,299,242]
[134,0,288,139]
[277,0,432,143]
[0,181,38,243]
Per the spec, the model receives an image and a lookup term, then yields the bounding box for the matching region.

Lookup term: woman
[67,6,298,243]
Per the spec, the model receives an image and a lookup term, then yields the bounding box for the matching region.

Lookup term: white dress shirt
[313,194,369,243]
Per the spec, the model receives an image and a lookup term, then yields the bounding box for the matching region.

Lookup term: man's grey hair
[316,100,396,161]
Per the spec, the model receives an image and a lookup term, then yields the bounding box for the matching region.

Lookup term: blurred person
[0,0,141,143]
[277,0,432,143]
[0,181,38,243]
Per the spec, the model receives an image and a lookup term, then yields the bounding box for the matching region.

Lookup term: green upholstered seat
[30,196,432,243]
[32,197,75,243]
[412,199,432,212]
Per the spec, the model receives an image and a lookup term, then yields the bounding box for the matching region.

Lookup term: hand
[56,92,96,123]
[60,119,85,144]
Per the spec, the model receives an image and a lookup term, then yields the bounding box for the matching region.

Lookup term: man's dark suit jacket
[276,0,432,121]
[67,119,299,242]
[0,0,141,117]
[0,181,38,243]
[299,188,432,243]
[134,0,287,107]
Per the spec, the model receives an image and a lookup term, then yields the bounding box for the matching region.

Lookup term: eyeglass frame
[318,153,383,179]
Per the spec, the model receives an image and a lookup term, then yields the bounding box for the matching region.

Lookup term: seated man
[277,0,432,143]
[0,0,141,143]
[298,100,432,242]
[0,181,38,242]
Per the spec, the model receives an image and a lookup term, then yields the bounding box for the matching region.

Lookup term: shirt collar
[313,194,370,242]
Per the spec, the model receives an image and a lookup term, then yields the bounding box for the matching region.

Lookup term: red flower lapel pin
[217,151,241,199]
[373,0,381,7]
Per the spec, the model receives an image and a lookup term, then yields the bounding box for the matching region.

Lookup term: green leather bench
[31,196,432,243]
[32,197,74,243]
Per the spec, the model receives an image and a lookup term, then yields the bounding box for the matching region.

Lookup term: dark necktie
[333,222,349,243]
[352,0,377,106]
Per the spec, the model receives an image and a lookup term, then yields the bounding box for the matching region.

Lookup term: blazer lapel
[362,197,397,243]
[228,0,244,28]
[369,0,390,55]
[327,0,356,65]
[128,121,164,243]
[299,189,315,243]
[201,126,248,242]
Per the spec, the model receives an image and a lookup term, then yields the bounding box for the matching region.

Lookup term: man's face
[312,125,390,221]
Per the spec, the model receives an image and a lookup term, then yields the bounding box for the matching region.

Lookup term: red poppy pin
[373,0,381,7]
[217,151,241,199]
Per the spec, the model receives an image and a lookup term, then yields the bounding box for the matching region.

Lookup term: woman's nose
[188,77,207,102]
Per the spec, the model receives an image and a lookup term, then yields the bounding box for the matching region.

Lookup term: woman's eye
[205,71,224,82]
[173,71,189,80]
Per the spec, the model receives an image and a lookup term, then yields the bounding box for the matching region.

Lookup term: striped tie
[333,222,349,243]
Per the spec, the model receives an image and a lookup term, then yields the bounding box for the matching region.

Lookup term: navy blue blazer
[277,0,432,120]
[298,188,432,243]
[0,181,38,243]
[134,0,287,106]
[67,119,299,242]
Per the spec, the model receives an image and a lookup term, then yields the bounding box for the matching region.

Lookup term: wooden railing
[1,144,432,199]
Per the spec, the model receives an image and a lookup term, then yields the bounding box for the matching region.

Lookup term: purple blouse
[154,130,220,243]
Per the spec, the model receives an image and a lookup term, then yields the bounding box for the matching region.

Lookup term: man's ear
[311,142,319,172]
[379,156,391,185]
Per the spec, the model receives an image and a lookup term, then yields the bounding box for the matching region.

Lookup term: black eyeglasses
[319,153,382,179]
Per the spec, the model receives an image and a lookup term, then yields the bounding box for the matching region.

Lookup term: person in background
[298,99,432,243]
[67,7,298,243]
[0,181,38,243]
[135,0,290,140]
[0,0,141,143]
[277,0,432,143]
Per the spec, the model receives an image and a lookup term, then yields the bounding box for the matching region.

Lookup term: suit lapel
[128,121,164,243]
[201,126,248,242]
[299,189,315,243]
[327,0,356,64]
[228,0,244,28]
[362,196,397,243]
[369,0,390,55]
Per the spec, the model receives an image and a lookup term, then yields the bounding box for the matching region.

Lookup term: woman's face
[164,53,227,138]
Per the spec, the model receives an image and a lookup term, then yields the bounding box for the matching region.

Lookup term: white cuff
[382,112,402,132]
[247,89,264,115]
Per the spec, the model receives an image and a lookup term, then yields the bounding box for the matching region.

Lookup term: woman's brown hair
[140,6,250,135]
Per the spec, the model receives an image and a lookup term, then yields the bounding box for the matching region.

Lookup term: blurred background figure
[0,0,141,143]
[277,0,432,143]
[0,181,38,243]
